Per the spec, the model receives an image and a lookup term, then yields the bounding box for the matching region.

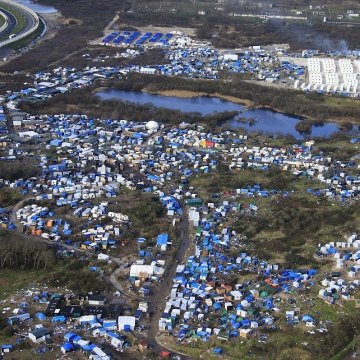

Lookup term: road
[0,7,17,39]
[0,0,39,48]
[9,197,194,359]
[146,208,193,360]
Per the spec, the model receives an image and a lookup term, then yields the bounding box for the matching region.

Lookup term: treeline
[20,89,238,127]
[197,18,360,50]
[0,161,40,181]
[104,74,360,122]
[0,230,56,270]
[20,74,359,124]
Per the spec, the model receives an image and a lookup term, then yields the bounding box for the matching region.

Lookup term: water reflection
[96,89,352,139]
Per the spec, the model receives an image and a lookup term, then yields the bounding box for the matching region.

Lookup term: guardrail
[0,0,39,48]
[0,9,9,34]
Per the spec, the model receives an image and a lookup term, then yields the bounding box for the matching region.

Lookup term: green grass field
[0,268,50,300]
[0,11,5,28]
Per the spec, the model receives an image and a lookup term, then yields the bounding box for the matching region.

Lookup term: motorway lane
[0,7,17,39]
[20,4,36,35]
[0,1,37,42]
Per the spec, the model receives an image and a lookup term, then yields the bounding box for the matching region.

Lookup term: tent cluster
[159,197,317,341]
[317,234,360,304]
[1,112,357,261]
[2,288,144,358]
[227,142,360,200]
[0,207,16,230]
[16,204,71,240]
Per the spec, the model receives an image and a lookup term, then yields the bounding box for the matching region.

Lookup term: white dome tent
[145,120,159,132]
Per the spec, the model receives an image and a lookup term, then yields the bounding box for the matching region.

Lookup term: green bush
[0,188,22,207]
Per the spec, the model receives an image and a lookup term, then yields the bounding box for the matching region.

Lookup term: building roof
[30,328,50,338]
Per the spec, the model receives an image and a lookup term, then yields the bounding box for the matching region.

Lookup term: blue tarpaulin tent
[35,312,46,321]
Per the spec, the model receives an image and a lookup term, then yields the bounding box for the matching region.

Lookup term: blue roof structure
[157,233,169,246]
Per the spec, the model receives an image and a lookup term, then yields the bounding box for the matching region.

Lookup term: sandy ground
[135,25,196,37]
[145,89,254,107]
[40,11,63,41]
[279,55,308,67]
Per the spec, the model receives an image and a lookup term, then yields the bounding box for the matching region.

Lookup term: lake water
[14,0,57,14]
[96,89,348,139]
[98,89,243,114]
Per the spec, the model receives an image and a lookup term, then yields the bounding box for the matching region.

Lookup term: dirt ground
[145,89,254,107]
[135,25,196,37]
[90,13,197,45]
[41,12,63,42]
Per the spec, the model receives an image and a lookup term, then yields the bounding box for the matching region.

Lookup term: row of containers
[103,31,173,47]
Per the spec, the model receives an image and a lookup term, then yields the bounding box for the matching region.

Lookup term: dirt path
[146,208,193,359]
[109,266,144,300]
[104,12,120,36]
[89,12,120,45]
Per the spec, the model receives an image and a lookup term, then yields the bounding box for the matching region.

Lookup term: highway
[0,0,40,48]
[0,7,17,39]
[18,2,37,35]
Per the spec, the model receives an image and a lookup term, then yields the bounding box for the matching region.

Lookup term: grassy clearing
[324,96,360,109]
[330,335,360,360]
[9,6,27,35]
[0,257,111,301]
[107,189,170,238]
[0,268,50,300]
[190,168,299,199]
[160,335,253,360]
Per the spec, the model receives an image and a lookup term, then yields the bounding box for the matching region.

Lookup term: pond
[97,89,243,114]
[14,0,58,14]
[96,89,353,139]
